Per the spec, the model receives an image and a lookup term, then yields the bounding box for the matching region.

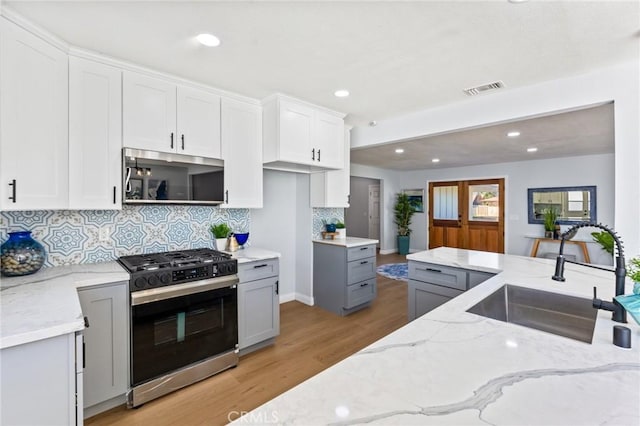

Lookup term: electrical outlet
[99,226,110,242]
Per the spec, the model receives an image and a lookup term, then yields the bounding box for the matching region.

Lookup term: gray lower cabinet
[313,243,377,316]
[408,261,495,321]
[77,281,129,417]
[238,258,280,355]
[1,332,82,425]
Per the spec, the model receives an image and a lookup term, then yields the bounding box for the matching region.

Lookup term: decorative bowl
[234,232,249,246]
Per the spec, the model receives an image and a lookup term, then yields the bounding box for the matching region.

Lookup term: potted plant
[627,256,640,294]
[394,192,416,255]
[542,207,558,239]
[335,220,346,239]
[210,223,231,251]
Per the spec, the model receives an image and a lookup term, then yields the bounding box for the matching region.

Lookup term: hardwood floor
[87,253,408,426]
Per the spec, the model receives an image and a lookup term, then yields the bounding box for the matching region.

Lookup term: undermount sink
[467,284,597,343]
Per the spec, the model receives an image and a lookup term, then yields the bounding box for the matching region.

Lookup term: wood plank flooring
[87,253,408,426]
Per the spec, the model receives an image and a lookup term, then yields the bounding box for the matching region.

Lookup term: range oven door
[130,277,238,387]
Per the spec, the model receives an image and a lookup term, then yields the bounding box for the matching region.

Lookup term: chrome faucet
[551,223,627,323]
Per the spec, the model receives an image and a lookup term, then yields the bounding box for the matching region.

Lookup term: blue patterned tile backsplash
[1,206,250,267]
[312,208,344,238]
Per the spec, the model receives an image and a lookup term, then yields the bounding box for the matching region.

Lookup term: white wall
[250,170,299,302]
[398,153,615,265]
[351,61,640,257]
[295,174,313,304]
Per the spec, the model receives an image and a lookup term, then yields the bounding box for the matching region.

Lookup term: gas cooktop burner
[118,248,237,292]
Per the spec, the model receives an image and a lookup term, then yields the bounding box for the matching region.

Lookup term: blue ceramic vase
[1,231,46,276]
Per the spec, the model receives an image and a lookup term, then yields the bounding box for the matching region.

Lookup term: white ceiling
[4,0,638,170]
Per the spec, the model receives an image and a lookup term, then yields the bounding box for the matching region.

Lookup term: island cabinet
[408,261,495,321]
[77,281,129,418]
[1,333,83,425]
[262,94,345,173]
[237,258,280,355]
[313,241,377,316]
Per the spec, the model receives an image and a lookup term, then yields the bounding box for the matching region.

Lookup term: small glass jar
[1,231,46,277]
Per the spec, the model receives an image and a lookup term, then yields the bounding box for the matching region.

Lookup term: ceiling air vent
[463,81,505,96]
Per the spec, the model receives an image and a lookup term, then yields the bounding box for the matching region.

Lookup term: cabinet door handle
[225,190,229,204]
[170,132,174,149]
[83,340,86,369]
[275,280,279,295]
[360,282,369,287]
[311,148,315,161]
[360,260,368,265]
[317,149,321,161]
[359,247,368,251]
[8,179,16,203]
[113,186,117,204]
[425,267,442,273]
[253,264,268,269]
[181,134,185,150]
[84,316,90,328]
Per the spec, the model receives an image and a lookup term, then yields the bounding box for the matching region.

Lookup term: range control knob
[147,275,159,286]
[134,277,147,289]
[160,273,171,284]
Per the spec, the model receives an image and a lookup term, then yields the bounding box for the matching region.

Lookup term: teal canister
[1,231,46,276]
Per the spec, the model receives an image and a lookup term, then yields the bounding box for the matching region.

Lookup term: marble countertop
[234,247,640,425]
[224,247,281,263]
[0,261,129,350]
[312,237,379,248]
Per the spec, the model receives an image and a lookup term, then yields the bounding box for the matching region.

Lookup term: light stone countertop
[0,261,129,350]
[0,246,281,350]
[224,247,281,263]
[312,237,378,248]
[233,247,640,425]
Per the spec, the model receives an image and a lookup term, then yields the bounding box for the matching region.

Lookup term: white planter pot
[336,228,346,239]
[215,238,228,251]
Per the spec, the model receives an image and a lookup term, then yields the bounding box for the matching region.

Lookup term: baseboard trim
[295,293,314,306]
[379,249,396,255]
[279,292,296,304]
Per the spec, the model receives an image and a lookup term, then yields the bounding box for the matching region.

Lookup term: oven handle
[131,275,239,306]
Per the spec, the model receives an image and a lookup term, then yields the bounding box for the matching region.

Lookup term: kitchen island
[233,247,640,425]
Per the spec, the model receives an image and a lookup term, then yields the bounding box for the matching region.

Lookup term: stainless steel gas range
[118,248,239,407]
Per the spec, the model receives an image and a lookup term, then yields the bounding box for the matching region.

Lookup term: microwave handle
[125,167,132,193]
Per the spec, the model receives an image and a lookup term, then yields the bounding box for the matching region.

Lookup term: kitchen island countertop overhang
[232,247,640,425]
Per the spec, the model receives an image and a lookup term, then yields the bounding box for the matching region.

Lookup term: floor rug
[376,263,408,281]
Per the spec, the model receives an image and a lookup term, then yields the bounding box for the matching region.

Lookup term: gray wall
[346,176,380,238]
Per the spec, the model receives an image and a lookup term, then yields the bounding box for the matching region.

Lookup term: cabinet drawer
[408,261,467,291]
[238,258,279,282]
[345,279,376,309]
[347,257,376,285]
[347,245,376,262]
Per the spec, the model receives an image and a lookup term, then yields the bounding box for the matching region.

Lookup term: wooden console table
[529,237,591,263]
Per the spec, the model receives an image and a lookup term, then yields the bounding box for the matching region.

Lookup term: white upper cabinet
[310,127,351,208]
[69,56,122,209]
[177,86,221,158]
[0,17,68,211]
[123,71,221,158]
[221,98,263,208]
[263,94,345,173]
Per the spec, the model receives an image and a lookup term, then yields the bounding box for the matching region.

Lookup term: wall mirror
[527,186,596,225]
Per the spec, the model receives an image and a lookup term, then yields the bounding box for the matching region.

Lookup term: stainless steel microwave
[123,148,225,205]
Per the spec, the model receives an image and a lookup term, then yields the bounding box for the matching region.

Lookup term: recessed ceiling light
[508,0,529,3]
[507,131,521,138]
[334,90,350,98]
[395,148,404,154]
[196,33,221,47]
[527,147,538,153]
[432,158,440,163]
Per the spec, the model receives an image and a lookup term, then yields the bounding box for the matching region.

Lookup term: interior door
[368,184,380,241]
[429,178,505,253]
